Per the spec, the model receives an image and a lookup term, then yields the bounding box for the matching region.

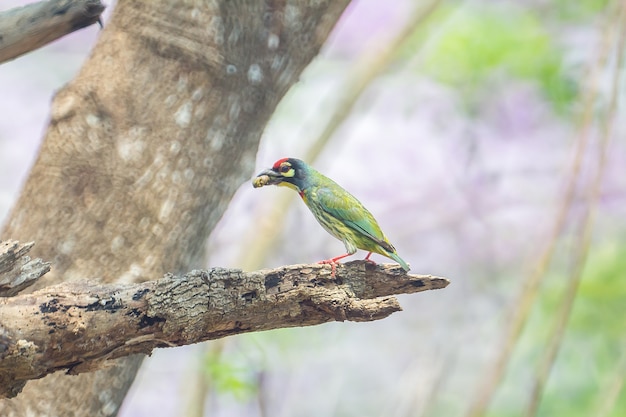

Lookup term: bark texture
[0,262,448,398]
[0,0,351,415]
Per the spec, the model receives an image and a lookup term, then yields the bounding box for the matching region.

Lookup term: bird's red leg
[363,252,377,266]
[318,253,353,277]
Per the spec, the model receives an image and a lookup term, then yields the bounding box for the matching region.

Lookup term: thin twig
[524,3,626,415]
[592,339,626,417]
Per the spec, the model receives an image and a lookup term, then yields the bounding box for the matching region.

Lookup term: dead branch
[0,241,50,297]
[0,261,448,398]
[0,0,105,64]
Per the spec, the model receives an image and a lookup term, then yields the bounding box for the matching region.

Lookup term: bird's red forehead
[272,158,290,169]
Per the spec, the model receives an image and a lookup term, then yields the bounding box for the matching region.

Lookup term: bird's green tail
[389,252,410,272]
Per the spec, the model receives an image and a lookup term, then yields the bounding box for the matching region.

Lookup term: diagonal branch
[0,261,448,399]
[0,0,105,64]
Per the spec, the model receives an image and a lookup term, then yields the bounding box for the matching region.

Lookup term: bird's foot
[363,258,378,267]
[363,252,377,267]
[318,253,353,278]
[318,259,339,278]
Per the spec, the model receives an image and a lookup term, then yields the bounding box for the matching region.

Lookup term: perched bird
[253,157,410,275]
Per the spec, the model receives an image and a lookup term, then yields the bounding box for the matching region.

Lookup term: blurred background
[1,0,625,416]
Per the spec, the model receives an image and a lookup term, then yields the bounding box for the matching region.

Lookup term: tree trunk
[0,0,351,415]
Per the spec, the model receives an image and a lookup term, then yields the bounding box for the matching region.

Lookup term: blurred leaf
[552,0,611,21]
[203,349,259,401]
[573,243,626,335]
[414,5,578,113]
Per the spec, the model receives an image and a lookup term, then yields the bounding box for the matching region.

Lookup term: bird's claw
[363,258,377,266]
[318,259,338,277]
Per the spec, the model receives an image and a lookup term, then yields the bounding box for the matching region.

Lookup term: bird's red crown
[272,158,290,170]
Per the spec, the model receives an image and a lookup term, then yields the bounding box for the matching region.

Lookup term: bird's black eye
[279,165,290,173]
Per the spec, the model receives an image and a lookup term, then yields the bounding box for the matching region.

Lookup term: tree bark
[0,261,448,399]
[0,0,351,415]
[0,240,50,297]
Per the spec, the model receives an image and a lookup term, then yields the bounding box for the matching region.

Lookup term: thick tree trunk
[0,0,351,415]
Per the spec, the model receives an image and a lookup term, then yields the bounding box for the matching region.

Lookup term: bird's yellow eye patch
[279,163,295,177]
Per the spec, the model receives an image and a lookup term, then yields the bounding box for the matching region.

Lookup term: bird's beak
[252,169,283,188]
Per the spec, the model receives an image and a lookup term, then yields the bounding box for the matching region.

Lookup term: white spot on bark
[247,64,263,84]
[99,390,118,416]
[59,239,75,255]
[86,114,100,128]
[134,152,164,186]
[111,235,125,251]
[159,197,176,222]
[144,255,156,268]
[184,168,195,181]
[209,16,224,44]
[139,217,151,229]
[226,64,237,75]
[177,75,188,92]
[192,87,204,101]
[268,33,280,50]
[151,224,164,237]
[229,101,241,120]
[170,140,182,155]
[207,129,225,151]
[228,26,240,44]
[175,101,193,127]
[165,94,177,107]
[117,128,147,162]
[285,5,301,26]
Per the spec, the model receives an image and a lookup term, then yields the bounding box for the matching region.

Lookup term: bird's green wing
[315,186,393,251]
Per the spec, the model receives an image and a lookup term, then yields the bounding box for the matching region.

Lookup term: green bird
[253,158,410,274]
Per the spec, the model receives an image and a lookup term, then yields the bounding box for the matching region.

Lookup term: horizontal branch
[0,240,50,297]
[0,0,105,64]
[0,261,448,398]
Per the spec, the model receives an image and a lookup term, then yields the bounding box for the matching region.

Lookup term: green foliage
[500,242,626,417]
[203,348,259,401]
[537,243,626,416]
[573,243,626,336]
[552,0,611,21]
[483,241,626,417]
[415,5,578,113]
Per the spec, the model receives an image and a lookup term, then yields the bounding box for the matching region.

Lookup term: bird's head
[253,158,310,192]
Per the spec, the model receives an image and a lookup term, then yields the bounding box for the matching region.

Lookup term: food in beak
[252,174,271,188]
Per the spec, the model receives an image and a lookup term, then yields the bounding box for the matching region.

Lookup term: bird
[253,157,410,275]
